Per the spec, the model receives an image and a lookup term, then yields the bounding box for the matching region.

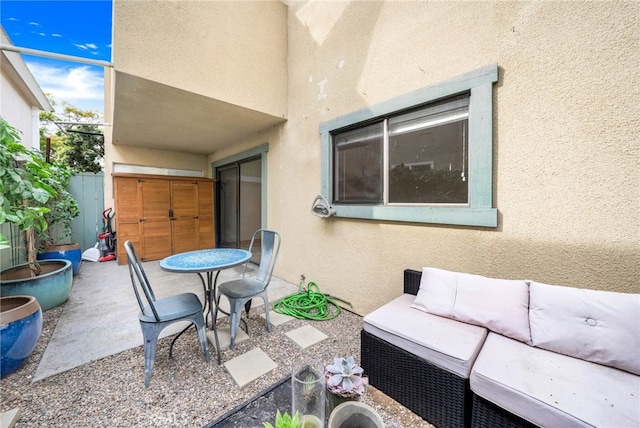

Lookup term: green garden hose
[273,281,342,320]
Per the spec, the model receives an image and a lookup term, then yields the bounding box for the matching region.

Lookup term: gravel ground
[1,303,434,427]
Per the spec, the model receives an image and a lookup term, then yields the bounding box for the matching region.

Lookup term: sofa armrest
[404,269,422,295]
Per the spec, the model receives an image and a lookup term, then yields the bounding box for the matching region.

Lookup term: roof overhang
[111,71,287,155]
[1,29,52,112]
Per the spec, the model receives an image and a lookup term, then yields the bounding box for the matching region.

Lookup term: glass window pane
[333,122,384,203]
[388,96,469,204]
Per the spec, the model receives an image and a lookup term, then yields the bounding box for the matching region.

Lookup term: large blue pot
[0,295,43,378]
[37,243,82,275]
[0,260,73,311]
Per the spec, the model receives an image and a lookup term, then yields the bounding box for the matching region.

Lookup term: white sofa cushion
[411,267,531,344]
[364,294,488,378]
[471,332,640,428]
[529,280,640,375]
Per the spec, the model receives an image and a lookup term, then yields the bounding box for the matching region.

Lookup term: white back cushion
[529,281,640,375]
[411,267,458,317]
[412,267,532,344]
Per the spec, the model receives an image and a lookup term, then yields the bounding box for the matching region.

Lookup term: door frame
[211,143,269,248]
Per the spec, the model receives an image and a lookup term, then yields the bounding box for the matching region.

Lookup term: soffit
[111,71,286,155]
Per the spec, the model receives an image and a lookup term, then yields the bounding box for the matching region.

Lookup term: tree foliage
[39,95,104,173]
[1,117,80,264]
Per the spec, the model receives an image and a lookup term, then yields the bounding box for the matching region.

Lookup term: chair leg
[141,323,162,388]
[262,293,272,333]
[228,298,248,350]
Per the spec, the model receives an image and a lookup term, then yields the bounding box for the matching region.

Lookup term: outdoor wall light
[311,194,336,218]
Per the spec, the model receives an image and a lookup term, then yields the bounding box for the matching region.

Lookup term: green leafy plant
[263,410,299,428]
[37,160,79,249]
[325,356,367,398]
[0,117,78,270]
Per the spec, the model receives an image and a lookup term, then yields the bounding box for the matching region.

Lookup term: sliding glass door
[216,156,262,252]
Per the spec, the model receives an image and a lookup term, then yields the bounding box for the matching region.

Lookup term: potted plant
[263,410,300,428]
[0,295,43,378]
[0,118,73,310]
[35,160,81,275]
[325,356,368,417]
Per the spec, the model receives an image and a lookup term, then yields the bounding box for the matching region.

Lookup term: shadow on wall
[464,234,639,295]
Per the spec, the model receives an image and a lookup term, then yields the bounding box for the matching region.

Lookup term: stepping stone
[0,408,20,428]
[206,327,249,351]
[224,348,277,388]
[285,325,327,349]
[261,310,295,327]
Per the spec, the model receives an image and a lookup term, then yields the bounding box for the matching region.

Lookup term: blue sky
[1,0,112,113]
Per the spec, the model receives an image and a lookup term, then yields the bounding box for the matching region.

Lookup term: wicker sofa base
[361,329,471,428]
[471,394,537,428]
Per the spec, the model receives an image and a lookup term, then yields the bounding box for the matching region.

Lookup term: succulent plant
[263,410,299,428]
[325,356,367,398]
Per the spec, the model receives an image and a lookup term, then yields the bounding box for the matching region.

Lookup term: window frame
[319,64,498,227]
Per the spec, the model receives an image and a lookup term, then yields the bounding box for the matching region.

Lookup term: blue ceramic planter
[1,260,73,311]
[37,243,82,275]
[0,295,43,378]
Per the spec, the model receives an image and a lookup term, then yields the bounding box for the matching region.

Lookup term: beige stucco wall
[107,1,638,315]
[113,0,287,118]
[211,1,638,315]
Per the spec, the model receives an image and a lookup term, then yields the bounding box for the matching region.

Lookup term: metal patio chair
[214,229,281,351]
[124,240,210,387]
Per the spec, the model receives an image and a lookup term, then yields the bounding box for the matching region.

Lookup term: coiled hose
[273,281,343,320]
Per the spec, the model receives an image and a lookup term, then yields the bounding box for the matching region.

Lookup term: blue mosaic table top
[159,248,252,273]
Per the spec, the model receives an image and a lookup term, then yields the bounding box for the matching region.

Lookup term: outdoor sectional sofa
[361,267,640,428]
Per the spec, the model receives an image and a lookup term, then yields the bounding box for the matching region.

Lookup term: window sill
[333,205,498,228]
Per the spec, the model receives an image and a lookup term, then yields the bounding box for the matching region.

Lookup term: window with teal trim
[319,64,498,227]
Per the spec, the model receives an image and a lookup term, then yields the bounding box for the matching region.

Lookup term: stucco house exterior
[1,28,52,149]
[105,0,639,315]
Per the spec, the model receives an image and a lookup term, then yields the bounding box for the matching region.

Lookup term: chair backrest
[124,240,160,321]
[244,229,281,288]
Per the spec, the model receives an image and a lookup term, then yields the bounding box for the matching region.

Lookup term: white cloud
[26,61,104,112]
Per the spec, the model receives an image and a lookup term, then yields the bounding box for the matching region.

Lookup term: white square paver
[0,407,20,428]
[285,325,328,349]
[261,310,296,327]
[224,348,277,388]
[206,327,249,351]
